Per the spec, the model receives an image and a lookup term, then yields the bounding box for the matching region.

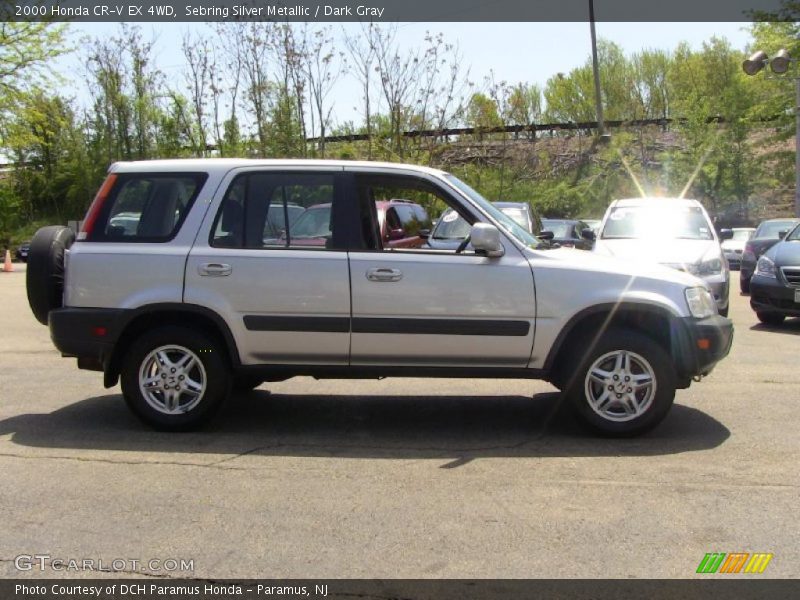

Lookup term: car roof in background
[610,197,702,208]
[758,218,799,224]
[493,201,527,208]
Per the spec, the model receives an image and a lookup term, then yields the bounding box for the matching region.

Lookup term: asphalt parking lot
[1,264,798,579]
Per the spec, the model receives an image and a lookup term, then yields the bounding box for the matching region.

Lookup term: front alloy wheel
[565,328,676,437]
[584,350,656,423]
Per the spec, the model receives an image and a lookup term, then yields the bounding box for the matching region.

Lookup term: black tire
[120,326,231,431]
[756,311,785,326]
[26,226,75,325]
[740,276,750,294]
[562,328,676,437]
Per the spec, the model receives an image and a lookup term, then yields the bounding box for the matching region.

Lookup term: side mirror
[471,223,504,257]
[580,228,596,241]
[779,229,789,239]
[719,228,734,240]
[418,228,430,240]
[387,228,405,241]
[538,230,555,241]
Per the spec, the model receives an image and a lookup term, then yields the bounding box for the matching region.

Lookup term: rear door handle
[366,267,403,282]
[198,263,232,277]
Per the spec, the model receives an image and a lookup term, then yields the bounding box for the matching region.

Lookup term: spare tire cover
[26,225,76,325]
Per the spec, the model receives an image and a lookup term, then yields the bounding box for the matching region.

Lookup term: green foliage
[0,22,68,114]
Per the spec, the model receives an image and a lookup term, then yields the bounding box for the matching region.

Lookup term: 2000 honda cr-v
[26,159,733,436]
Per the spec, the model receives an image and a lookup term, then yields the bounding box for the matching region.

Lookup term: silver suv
[26,159,733,436]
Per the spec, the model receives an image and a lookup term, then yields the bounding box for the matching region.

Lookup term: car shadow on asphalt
[0,391,730,462]
[750,319,800,336]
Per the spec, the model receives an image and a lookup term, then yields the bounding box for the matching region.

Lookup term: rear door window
[211,172,341,250]
[94,173,206,242]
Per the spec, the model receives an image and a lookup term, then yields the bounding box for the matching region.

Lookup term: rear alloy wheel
[756,311,785,326]
[565,328,675,437]
[121,327,230,430]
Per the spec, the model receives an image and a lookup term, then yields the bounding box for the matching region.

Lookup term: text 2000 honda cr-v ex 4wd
[26,159,733,436]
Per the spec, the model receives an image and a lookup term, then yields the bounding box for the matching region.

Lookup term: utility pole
[589,0,606,138]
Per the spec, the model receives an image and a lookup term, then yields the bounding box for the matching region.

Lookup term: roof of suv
[609,197,702,208]
[109,158,450,178]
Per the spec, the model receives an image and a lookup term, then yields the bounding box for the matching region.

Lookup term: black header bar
[2,0,790,23]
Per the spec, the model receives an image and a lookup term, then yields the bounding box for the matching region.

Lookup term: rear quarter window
[90,173,207,242]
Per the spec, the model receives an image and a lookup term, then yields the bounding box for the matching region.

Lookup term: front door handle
[198,263,232,277]
[366,267,403,282]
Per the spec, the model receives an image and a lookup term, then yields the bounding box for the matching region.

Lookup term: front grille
[781,267,800,288]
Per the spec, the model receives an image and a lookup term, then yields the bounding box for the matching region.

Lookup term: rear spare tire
[26,225,75,325]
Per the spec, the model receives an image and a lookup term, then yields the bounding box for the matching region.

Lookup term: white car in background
[720,227,755,270]
[593,198,733,317]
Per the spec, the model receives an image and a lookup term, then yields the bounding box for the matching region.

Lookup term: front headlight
[755,255,777,279]
[689,248,725,276]
[685,286,718,318]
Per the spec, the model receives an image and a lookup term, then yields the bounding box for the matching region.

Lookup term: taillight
[78,174,117,240]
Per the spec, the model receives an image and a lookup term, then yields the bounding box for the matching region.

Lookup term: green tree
[4,90,93,222]
[466,93,502,134]
[0,22,68,107]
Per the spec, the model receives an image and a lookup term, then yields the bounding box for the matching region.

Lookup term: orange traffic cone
[3,249,13,272]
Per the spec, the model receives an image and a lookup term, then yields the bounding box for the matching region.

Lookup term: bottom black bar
[3,579,798,600]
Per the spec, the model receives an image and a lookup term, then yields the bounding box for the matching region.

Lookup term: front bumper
[750,275,800,317]
[671,314,734,385]
[49,308,128,370]
[699,272,730,312]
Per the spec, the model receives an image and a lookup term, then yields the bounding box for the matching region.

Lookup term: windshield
[542,219,572,238]
[600,205,714,240]
[444,175,542,248]
[291,206,331,238]
[498,207,530,231]
[785,223,800,241]
[756,220,798,239]
[731,229,753,241]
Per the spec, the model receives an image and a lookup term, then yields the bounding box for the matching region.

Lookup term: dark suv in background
[741,218,800,293]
